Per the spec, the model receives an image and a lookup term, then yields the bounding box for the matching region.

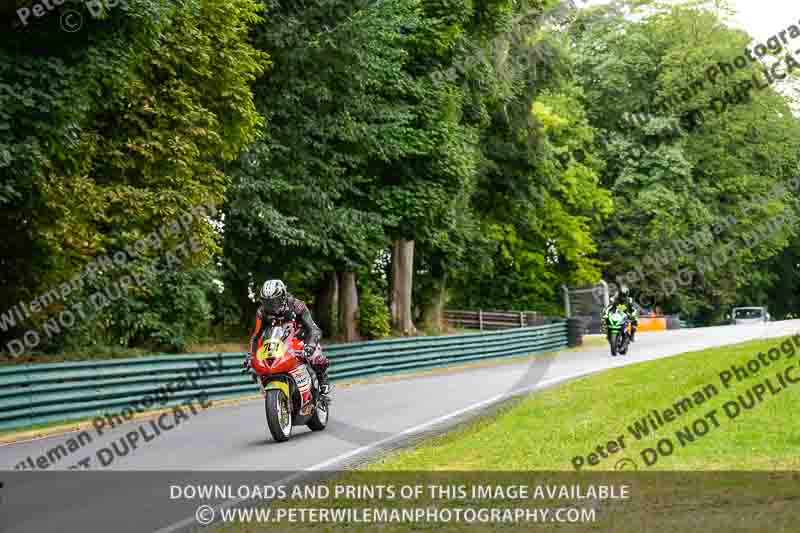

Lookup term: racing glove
[243,353,258,382]
[303,344,316,360]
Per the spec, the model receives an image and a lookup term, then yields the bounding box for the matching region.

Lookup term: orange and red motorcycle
[250,320,329,442]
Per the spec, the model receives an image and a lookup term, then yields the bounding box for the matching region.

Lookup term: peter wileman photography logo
[16,0,128,33]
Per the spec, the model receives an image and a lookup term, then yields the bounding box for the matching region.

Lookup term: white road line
[152,367,600,533]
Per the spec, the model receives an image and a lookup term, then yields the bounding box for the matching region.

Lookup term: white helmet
[260,279,288,315]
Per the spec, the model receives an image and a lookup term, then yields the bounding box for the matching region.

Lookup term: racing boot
[317,369,333,398]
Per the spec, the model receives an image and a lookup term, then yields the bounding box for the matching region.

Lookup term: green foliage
[573,0,800,320]
[132,268,216,352]
[740,235,800,320]
[221,0,417,323]
[5,0,800,354]
[451,26,612,313]
[357,278,392,340]
[60,267,216,353]
[0,0,266,348]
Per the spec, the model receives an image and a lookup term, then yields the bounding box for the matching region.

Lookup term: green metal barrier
[0,321,567,432]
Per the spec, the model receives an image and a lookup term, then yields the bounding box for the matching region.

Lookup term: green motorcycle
[604,307,632,357]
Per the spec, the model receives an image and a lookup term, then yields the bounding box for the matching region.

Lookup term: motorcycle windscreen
[256,326,288,363]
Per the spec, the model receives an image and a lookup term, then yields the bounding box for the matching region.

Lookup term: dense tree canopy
[2,0,799,356]
[574,0,800,322]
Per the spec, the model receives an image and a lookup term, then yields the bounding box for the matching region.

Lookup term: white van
[729,307,770,325]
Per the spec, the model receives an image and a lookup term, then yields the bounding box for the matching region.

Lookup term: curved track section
[0,321,798,533]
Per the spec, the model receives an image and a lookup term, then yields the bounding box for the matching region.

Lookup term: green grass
[366,335,800,471]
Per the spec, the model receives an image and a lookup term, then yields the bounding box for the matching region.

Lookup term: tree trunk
[421,271,448,332]
[315,272,338,338]
[390,238,417,335]
[339,271,359,342]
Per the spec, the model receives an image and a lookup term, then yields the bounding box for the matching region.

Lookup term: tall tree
[223,0,435,336]
[449,7,613,314]
[573,0,800,322]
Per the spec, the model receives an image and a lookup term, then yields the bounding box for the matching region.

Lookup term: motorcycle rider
[602,286,639,342]
[244,279,332,395]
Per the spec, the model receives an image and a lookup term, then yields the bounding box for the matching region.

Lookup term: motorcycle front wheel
[608,332,618,356]
[265,389,293,442]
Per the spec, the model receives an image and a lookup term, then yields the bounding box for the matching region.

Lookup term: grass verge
[366,334,800,471]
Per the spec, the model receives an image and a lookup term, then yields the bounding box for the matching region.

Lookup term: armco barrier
[0,322,567,432]
[444,309,553,330]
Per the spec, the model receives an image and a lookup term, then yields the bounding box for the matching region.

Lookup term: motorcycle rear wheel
[307,399,329,431]
[265,389,293,442]
[619,334,630,355]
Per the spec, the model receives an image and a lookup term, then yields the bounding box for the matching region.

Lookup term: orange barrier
[637,317,667,331]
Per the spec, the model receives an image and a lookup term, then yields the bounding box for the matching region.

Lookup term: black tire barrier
[567,318,585,347]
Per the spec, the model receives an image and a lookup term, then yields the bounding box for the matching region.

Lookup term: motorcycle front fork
[606,330,627,340]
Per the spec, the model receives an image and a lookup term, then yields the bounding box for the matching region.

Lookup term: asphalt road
[1,320,799,532]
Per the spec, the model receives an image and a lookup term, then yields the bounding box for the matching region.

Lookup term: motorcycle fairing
[290,364,313,406]
[262,380,289,399]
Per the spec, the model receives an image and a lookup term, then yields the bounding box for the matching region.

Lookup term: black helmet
[260,279,288,315]
[613,285,630,306]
